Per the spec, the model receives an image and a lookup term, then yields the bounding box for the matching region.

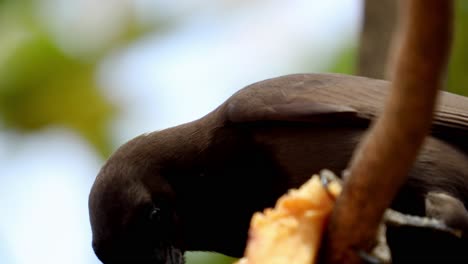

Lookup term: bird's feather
[225,73,468,153]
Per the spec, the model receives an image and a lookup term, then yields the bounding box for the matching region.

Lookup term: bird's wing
[225,73,387,126]
[225,73,468,152]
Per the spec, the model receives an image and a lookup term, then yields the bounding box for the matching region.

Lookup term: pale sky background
[0,0,362,263]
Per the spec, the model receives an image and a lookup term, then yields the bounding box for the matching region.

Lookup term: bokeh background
[0,1,467,264]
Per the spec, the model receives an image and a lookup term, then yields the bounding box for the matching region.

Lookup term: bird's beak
[167,246,184,264]
[153,245,184,264]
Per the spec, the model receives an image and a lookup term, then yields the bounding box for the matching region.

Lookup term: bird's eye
[149,207,161,222]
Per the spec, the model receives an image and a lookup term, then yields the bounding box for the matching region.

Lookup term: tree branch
[357,0,397,79]
[323,1,453,263]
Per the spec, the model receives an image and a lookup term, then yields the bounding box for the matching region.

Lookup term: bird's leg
[320,170,465,264]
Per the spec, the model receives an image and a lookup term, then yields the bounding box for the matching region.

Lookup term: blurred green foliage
[0,32,116,156]
[186,252,237,264]
[0,0,116,156]
[447,0,468,96]
[326,43,357,75]
[0,0,164,157]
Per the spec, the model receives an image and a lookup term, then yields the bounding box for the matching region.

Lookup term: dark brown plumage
[88,73,468,263]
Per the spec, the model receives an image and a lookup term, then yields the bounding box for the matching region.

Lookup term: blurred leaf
[0,22,117,157]
[326,44,357,75]
[186,252,237,264]
[447,0,468,96]
[0,0,189,158]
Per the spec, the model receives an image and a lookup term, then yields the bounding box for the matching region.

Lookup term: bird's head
[88,133,188,264]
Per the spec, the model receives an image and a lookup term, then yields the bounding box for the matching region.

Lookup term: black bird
[88,73,468,263]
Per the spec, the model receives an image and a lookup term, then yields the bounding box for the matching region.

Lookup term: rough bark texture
[357,0,397,79]
[323,1,453,263]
